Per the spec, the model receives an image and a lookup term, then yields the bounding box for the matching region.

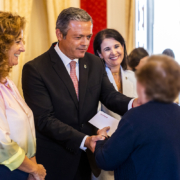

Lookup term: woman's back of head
[136,55,180,103]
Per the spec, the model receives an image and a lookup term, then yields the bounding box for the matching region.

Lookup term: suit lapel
[49,44,79,109]
[121,67,133,97]
[79,57,88,112]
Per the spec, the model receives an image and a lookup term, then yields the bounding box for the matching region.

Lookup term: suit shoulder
[85,52,102,61]
[25,50,50,67]
[84,52,104,67]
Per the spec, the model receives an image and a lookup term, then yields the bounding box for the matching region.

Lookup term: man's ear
[56,29,63,41]
[97,51,103,59]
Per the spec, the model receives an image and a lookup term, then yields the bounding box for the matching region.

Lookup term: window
[136,0,180,63]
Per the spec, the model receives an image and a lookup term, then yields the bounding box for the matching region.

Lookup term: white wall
[0,0,80,11]
[107,0,126,39]
[69,0,126,38]
[70,0,80,8]
[0,0,4,10]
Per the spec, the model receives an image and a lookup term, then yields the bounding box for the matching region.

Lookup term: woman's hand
[97,126,110,137]
[31,164,46,180]
[27,174,36,180]
[30,156,46,180]
[28,156,46,180]
[18,156,46,180]
[132,98,142,107]
[30,156,37,164]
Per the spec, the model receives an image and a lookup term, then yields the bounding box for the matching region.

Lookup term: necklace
[112,71,122,93]
[112,72,119,75]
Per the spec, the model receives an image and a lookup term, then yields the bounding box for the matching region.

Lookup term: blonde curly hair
[0,11,26,83]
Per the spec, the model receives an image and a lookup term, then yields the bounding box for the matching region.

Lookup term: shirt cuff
[2,147,25,171]
[80,135,89,151]
[128,98,135,110]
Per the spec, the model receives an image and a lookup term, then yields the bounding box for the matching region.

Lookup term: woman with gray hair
[94,55,180,180]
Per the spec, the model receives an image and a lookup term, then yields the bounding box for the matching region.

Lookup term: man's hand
[97,126,110,137]
[132,98,141,108]
[85,135,105,153]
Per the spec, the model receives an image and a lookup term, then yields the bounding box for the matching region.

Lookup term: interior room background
[0,0,179,104]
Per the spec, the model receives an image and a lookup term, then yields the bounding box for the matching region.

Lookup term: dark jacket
[22,43,131,180]
[95,101,180,180]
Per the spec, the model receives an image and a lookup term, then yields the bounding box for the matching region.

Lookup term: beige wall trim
[0,0,4,11]
[107,0,126,39]
[70,0,80,8]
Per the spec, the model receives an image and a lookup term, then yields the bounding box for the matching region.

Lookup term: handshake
[84,126,110,153]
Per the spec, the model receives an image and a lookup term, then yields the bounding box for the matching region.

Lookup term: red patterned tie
[70,61,78,98]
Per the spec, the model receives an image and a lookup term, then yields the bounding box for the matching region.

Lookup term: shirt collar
[54,43,79,66]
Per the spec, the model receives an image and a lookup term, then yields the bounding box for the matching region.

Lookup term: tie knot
[70,61,76,69]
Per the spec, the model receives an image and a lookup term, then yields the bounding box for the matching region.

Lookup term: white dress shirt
[54,43,87,151]
[54,43,79,80]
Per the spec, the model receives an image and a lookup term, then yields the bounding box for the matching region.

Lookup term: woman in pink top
[0,12,46,180]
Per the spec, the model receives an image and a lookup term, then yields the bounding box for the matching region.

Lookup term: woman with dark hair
[94,55,180,180]
[128,47,149,71]
[0,12,46,180]
[93,29,137,180]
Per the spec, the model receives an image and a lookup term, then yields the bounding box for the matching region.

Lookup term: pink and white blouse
[0,78,36,171]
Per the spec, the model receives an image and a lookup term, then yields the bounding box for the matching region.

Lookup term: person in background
[0,12,46,180]
[94,55,180,180]
[92,29,137,180]
[162,48,175,58]
[162,48,178,103]
[128,47,149,71]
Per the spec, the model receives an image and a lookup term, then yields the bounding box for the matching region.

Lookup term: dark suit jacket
[22,43,131,180]
[95,101,180,180]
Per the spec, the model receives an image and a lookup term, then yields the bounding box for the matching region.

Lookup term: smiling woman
[0,12,26,82]
[0,11,46,180]
[8,31,25,66]
[92,28,137,180]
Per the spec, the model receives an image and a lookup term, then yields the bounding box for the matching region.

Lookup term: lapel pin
[84,64,87,69]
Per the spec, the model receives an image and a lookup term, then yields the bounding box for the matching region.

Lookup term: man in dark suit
[22,7,138,180]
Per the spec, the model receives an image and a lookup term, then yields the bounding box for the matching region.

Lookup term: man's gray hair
[56,7,93,37]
